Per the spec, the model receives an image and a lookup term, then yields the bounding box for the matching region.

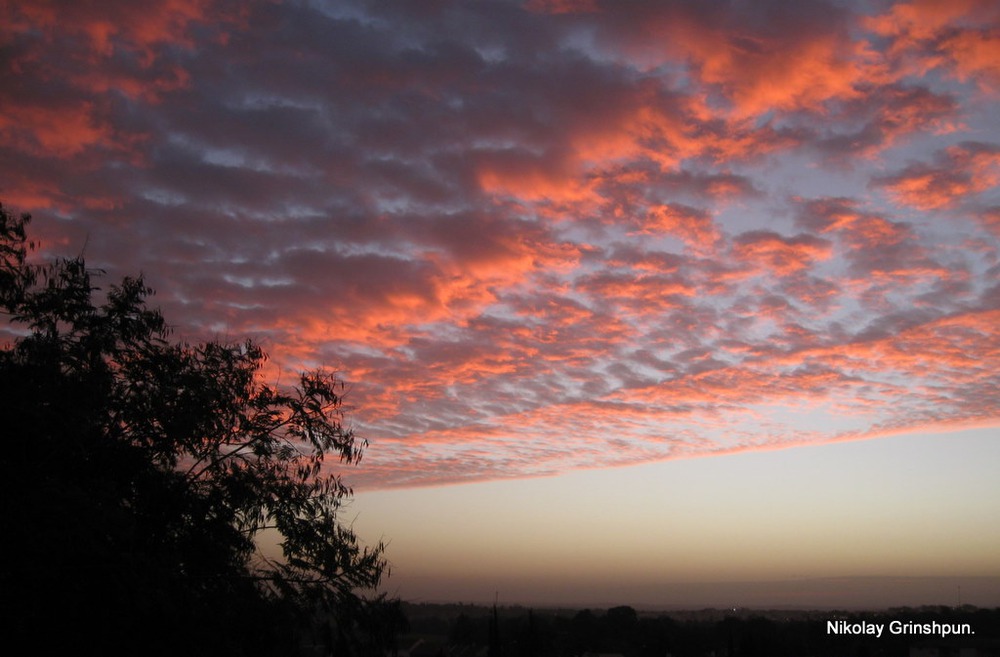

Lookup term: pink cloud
[578,1,889,117]
[866,0,1000,87]
[873,142,1000,210]
[731,231,833,277]
[635,204,720,251]
[2,0,999,490]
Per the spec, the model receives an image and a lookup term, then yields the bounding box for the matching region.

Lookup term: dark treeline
[398,604,1000,657]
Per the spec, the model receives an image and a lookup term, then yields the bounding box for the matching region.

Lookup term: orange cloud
[4,0,999,492]
[3,0,222,62]
[874,142,1000,210]
[940,27,1000,87]
[979,207,1000,236]
[799,198,911,249]
[731,231,833,277]
[476,160,598,205]
[0,103,112,159]
[473,89,730,207]
[866,0,990,43]
[779,308,1000,383]
[637,204,720,251]
[591,2,888,118]
[694,32,882,117]
[523,0,598,15]
[866,0,1000,87]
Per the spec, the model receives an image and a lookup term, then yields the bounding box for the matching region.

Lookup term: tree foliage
[0,204,394,655]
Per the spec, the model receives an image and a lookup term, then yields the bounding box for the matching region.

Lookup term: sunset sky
[2,0,999,608]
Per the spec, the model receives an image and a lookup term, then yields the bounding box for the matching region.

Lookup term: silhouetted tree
[0,204,392,655]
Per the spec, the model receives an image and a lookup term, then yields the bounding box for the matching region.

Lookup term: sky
[2,0,999,608]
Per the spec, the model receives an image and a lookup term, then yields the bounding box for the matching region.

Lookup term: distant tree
[0,204,393,656]
[450,612,480,645]
[570,609,603,653]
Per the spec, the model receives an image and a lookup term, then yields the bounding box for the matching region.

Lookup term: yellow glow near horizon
[349,427,1000,606]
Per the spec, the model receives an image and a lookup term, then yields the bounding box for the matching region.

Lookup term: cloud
[731,231,833,277]
[866,0,1000,88]
[872,142,1000,210]
[634,203,720,249]
[809,83,960,159]
[581,0,889,115]
[2,0,999,489]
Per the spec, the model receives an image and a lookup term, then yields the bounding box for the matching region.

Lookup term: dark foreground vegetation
[3,202,997,657]
[0,204,402,655]
[398,603,1000,657]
